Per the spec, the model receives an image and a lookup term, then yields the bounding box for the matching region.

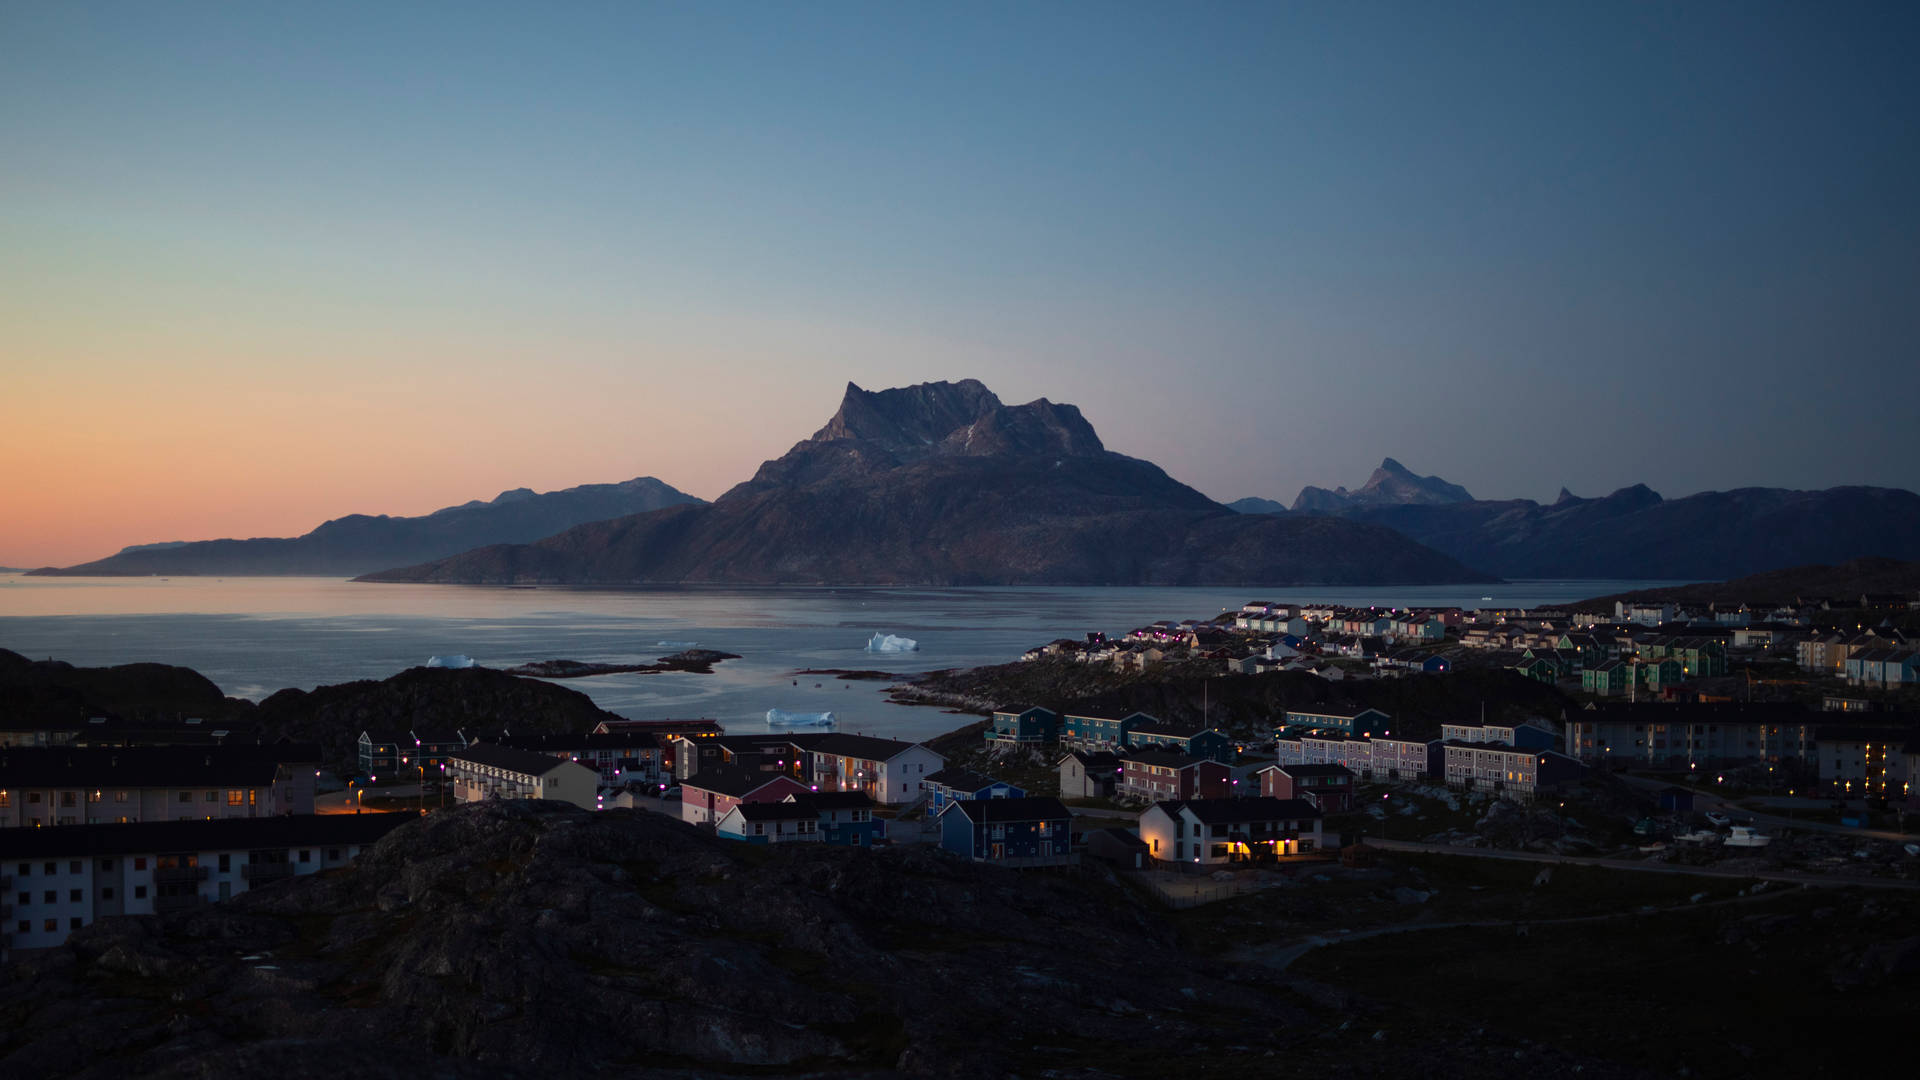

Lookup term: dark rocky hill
[31,477,702,577]
[0,648,248,729]
[1238,482,1920,580]
[361,381,1494,587]
[254,666,624,775]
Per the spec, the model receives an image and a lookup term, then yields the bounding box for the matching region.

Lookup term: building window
[102,887,114,900]
[70,917,82,930]
[218,854,231,872]
[69,889,81,902]
[114,790,128,803]
[299,850,311,863]
[69,860,81,874]
[134,857,146,870]
[44,919,57,932]
[227,790,244,806]
[178,791,192,803]
[134,886,147,899]
[205,791,218,803]
[43,862,54,875]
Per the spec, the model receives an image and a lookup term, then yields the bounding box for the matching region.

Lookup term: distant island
[361,380,1494,588]
[1571,557,1920,610]
[30,477,701,578]
[1234,459,1920,580]
[502,650,742,678]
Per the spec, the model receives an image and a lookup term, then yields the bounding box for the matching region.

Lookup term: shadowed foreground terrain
[3,803,1915,1079]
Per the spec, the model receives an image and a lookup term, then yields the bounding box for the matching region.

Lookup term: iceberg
[866,632,918,653]
[656,640,698,648]
[766,708,836,729]
[427,654,476,669]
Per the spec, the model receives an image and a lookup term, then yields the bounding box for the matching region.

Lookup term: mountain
[29,477,702,578]
[1570,557,1920,610]
[1241,481,1920,580]
[362,380,1494,586]
[1289,458,1475,513]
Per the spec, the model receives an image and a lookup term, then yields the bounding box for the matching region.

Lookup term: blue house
[939,797,1074,866]
[986,705,1061,747]
[1128,724,1235,764]
[1060,711,1156,748]
[923,767,1026,818]
[800,791,884,846]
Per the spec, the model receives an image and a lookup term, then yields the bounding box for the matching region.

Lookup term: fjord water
[0,575,1671,743]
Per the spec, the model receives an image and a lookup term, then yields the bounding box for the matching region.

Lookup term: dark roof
[1060,750,1123,769]
[0,812,407,859]
[924,767,1001,791]
[946,796,1070,824]
[1118,748,1211,769]
[0,745,315,789]
[1158,797,1321,823]
[993,704,1056,716]
[1130,724,1222,739]
[730,801,820,823]
[594,718,724,734]
[805,733,926,761]
[495,732,659,753]
[1275,764,1354,779]
[449,743,582,777]
[792,791,873,811]
[680,767,808,799]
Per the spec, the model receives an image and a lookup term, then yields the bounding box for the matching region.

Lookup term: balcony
[242,862,293,883]
[153,892,206,913]
[154,865,209,885]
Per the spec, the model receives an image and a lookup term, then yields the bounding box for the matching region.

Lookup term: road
[1615,773,1917,843]
[1364,836,1920,891]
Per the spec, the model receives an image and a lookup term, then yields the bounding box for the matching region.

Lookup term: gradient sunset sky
[4,2,1916,568]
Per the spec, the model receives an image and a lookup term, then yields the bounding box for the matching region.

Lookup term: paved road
[1365,836,1920,891]
[1615,773,1917,843]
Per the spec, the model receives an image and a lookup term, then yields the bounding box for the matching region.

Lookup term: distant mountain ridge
[31,477,703,577]
[362,380,1493,587]
[1291,457,1475,513]
[1233,468,1920,580]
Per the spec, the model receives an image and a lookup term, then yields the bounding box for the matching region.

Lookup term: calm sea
[0,575,1673,743]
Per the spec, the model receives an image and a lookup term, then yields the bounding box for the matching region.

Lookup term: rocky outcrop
[361,381,1494,587]
[32,477,702,577]
[0,803,1282,1078]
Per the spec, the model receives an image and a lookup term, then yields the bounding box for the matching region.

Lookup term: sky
[3,2,1916,567]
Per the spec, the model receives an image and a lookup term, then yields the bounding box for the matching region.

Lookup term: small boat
[1724,826,1772,848]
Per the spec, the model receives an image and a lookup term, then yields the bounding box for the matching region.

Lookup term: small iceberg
[656,640,698,648]
[767,708,836,729]
[427,654,476,669]
[866,632,918,653]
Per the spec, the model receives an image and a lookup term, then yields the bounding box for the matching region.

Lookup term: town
[5,588,1918,965]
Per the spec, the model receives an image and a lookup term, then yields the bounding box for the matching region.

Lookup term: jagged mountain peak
[1290,459,1473,512]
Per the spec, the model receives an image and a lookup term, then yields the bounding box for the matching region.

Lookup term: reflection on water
[0,575,1677,742]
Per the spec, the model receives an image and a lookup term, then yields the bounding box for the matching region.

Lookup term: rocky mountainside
[362,381,1493,586]
[1287,458,1475,513]
[31,477,702,577]
[0,648,248,729]
[1237,479,1920,580]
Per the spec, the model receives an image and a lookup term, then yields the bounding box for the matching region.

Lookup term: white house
[446,745,598,810]
[1136,797,1324,865]
[804,734,945,806]
[0,814,405,958]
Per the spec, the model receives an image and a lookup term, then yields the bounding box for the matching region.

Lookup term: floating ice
[766,709,836,729]
[426,654,476,669]
[866,632,918,653]
[656,640,698,648]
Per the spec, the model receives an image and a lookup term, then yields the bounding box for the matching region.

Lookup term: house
[801,791,884,846]
[922,767,1025,817]
[1116,749,1232,803]
[1137,798,1324,865]
[1369,736,1441,782]
[1127,724,1234,763]
[1279,707,1391,736]
[677,768,813,826]
[446,744,599,811]
[0,813,405,958]
[1441,720,1558,750]
[938,797,1074,866]
[493,731,666,784]
[1084,826,1150,869]
[1581,659,1630,696]
[0,745,320,829]
[1257,763,1355,812]
[986,706,1061,747]
[1845,649,1920,688]
[593,719,723,774]
[1060,711,1152,748]
[806,734,945,806]
[1058,749,1123,800]
[1815,727,1918,798]
[1441,742,1587,800]
[715,799,822,844]
[356,729,409,776]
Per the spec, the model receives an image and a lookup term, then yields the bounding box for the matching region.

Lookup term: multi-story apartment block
[0,746,318,829]
[805,734,944,806]
[446,745,598,810]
